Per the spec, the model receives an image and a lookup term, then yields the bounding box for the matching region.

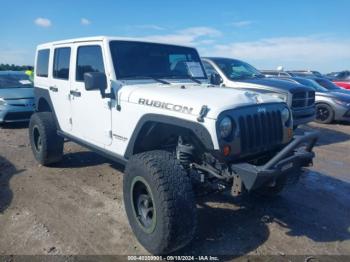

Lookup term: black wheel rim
[33,126,42,152]
[316,106,330,121]
[131,177,156,233]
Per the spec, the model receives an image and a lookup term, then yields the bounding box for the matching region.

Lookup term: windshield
[0,73,33,89]
[314,78,341,90]
[109,41,207,80]
[211,58,263,80]
[295,78,328,92]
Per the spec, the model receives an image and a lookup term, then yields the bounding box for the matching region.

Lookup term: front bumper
[334,104,350,122]
[231,131,318,191]
[292,106,316,126]
[0,105,34,123]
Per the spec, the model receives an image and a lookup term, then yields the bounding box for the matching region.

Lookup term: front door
[70,42,112,146]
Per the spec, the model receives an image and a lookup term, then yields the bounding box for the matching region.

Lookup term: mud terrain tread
[124,150,197,255]
[29,112,63,166]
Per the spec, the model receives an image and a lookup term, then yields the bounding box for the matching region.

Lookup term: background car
[280,77,350,124]
[260,70,293,78]
[310,77,350,95]
[287,70,324,78]
[202,57,316,128]
[0,71,35,123]
[327,70,350,89]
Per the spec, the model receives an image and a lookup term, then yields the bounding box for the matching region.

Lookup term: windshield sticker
[186,62,204,78]
[19,80,31,85]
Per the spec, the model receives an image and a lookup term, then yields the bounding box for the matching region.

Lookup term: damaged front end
[177,103,319,196]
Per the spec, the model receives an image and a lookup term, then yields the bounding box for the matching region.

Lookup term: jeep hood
[120,83,282,119]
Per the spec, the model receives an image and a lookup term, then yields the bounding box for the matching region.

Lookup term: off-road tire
[315,103,334,124]
[123,150,197,255]
[29,112,63,166]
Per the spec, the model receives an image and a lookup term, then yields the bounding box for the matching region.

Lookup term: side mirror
[210,73,223,85]
[84,72,114,99]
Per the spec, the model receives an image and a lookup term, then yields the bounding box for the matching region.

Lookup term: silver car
[281,77,350,124]
[0,71,35,123]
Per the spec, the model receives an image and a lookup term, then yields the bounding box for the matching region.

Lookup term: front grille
[308,91,315,106]
[238,110,283,155]
[4,112,33,121]
[292,91,315,108]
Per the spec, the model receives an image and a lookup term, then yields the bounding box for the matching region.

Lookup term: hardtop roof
[36,36,194,49]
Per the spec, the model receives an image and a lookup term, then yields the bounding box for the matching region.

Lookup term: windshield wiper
[185,76,202,84]
[167,75,202,84]
[121,76,170,84]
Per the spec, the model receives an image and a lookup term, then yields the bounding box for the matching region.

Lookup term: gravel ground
[0,121,349,258]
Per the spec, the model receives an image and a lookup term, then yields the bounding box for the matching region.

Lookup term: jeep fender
[124,114,214,159]
[34,87,61,130]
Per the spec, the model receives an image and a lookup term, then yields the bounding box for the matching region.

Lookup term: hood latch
[197,105,209,122]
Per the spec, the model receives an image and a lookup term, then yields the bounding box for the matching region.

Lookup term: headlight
[267,92,288,102]
[0,97,6,106]
[281,107,291,124]
[219,117,234,139]
[334,99,350,107]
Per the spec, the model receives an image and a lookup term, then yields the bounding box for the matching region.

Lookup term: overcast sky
[1,0,349,73]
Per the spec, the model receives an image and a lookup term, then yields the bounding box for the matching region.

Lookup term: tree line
[0,64,34,71]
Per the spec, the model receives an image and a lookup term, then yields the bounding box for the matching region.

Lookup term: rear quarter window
[36,49,50,77]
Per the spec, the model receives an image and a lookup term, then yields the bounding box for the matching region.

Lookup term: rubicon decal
[138,98,194,114]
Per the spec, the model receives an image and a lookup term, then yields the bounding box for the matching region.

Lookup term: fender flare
[34,87,61,130]
[124,114,214,159]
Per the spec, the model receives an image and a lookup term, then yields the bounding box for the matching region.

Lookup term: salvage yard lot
[0,122,349,256]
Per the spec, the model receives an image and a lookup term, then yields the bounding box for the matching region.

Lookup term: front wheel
[123,150,197,255]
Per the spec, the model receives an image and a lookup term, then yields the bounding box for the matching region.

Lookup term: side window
[202,61,218,77]
[76,45,105,81]
[53,47,71,80]
[36,49,50,77]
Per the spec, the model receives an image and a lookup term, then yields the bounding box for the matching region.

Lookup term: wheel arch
[315,101,335,113]
[37,97,52,112]
[34,87,61,130]
[315,101,335,122]
[124,114,214,159]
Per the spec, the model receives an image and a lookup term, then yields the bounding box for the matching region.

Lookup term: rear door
[70,42,112,146]
[49,46,72,131]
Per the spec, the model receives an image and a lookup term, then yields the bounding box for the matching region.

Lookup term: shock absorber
[176,136,194,169]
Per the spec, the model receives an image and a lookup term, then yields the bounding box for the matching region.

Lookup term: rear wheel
[315,103,334,124]
[29,112,63,166]
[123,150,197,255]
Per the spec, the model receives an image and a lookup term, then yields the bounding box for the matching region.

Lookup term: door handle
[49,86,58,92]
[70,90,81,97]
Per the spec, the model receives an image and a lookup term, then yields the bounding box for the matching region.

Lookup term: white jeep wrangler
[30,36,318,255]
